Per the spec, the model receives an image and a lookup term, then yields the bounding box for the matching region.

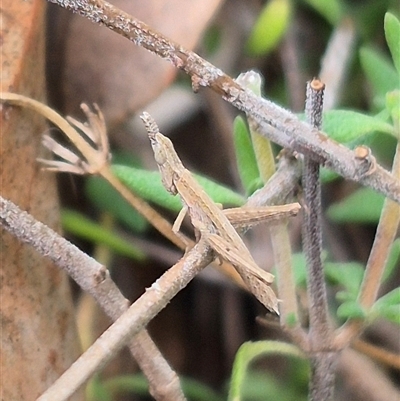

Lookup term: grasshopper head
[150,133,179,195]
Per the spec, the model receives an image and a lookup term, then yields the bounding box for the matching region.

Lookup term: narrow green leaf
[303,0,343,25]
[61,209,146,261]
[372,288,400,325]
[85,177,148,234]
[337,301,366,320]
[203,25,222,55]
[179,377,225,401]
[377,288,400,307]
[195,174,245,206]
[327,187,385,224]
[322,110,394,142]
[233,116,261,195]
[246,0,292,56]
[236,71,276,182]
[377,305,400,325]
[386,90,400,125]
[228,341,306,401]
[234,369,308,401]
[113,166,182,212]
[87,375,112,401]
[324,262,364,298]
[103,374,149,398]
[336,290,357,303]
[104,374,224,401]
[360,46,399,109]
[384,12,400,75]
[112,165,245,214]
[320,167,339,183]
[290,252,307,287]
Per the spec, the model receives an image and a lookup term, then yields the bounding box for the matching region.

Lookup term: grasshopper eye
[154,147,167,165]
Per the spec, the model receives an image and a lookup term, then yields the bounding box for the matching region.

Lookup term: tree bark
[0,1,83,399]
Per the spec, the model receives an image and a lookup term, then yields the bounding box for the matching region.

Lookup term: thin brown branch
[358,141,400,308]
[338,348,400,401]
[353,339,400,370]
[0,92,295,293]
[335,129,400,348]
[37,240,214,401]
[0,92,185,249]
[44,0,400,203]
[0,196,186,401]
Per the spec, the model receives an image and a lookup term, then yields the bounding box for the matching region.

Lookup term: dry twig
[0,196,186,401]
[44,0,400,203]
[35,240,214,401]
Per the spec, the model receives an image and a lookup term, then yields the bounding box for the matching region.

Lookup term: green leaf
[336,290,357,303]
[87,375,112,401]
[112,165,245,214]
[384,12,400,75]
[194,174,245,206]
[85,176,148,234]
[327,187,385,224]
[203,25,222,55]
[102,374,149,398]
[375,288,400,307]
[386,90,400,124]
[61,209,146,261]
[376,305,400,325]
[233,368,308,401]
[233,116,260,195]
[303,0,343,25]
[337,301,366,320]
[180,377,225,401]
[360,46,400,109]
[290,252,307,287]
[324,261,364,298]
[246,0,292,56]
[322,110,394,142]
[372,288,400,325]
[320,167,340,184]
[103,374,224,401]
[236,71,276,182]
[228,341,306,401]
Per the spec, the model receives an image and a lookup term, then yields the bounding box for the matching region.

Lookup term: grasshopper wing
[206,234,275,284]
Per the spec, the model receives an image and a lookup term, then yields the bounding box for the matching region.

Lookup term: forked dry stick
[44,0,400,204]
[141,112,301,314]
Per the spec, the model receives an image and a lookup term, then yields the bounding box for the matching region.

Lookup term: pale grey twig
[303,79,336,401]
[45,0,400,203]
[246,154,302,208]
[0,196,186,401]
[37,241,213,401]
[304,79,330,346]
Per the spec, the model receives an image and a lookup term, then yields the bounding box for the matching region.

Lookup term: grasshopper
[141,112,300,314]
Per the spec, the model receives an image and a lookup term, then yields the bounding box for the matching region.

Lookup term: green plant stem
[238,71,302,333]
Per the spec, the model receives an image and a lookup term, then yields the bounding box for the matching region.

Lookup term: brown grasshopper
[141,112,300,314]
